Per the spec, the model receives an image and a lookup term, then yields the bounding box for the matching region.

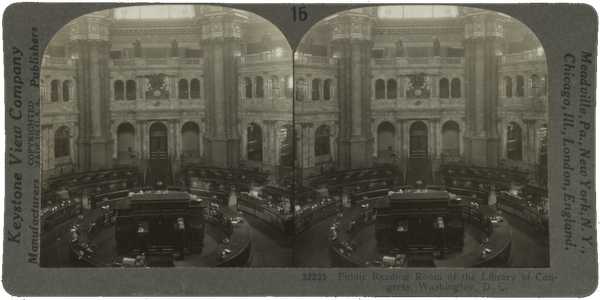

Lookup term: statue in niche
[132,39,142,58]
[395,38,406,58]
[144,72,170,100]
[433,38,440,57]
[405,72,431,99]
[171,39,179,57]
[262,30,272,52]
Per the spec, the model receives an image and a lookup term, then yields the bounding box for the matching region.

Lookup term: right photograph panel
[293,5,549,268]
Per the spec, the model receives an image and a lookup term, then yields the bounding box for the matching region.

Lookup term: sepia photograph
[39,4,294,268]
[293,5,549,268]
[5,2,596,297]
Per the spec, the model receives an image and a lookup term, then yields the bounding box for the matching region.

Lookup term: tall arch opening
[441,121,460,157]
[279,124,294,168]
[375,79,385,99]
[451,78,461,98]
[387,79,397,99]
[54,126,71,165]
[247,123,263,162]
[439,78,449,98]
[126,80,136,100]
[181,122,200,157]
[190,79,200,99]
[117,123,136,159]
[409,121,428,159]
[323,79,333,100]
[178,79,189,99]
[149,122,168,160]
[312,78,321,100]
[506,122,522,161]
[377,122,396,158]
[314,125,331,162]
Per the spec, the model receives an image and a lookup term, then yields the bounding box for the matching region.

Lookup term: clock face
[153,90,162,97]
[414,89,422,96]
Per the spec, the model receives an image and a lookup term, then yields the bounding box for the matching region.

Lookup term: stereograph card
[2,3,598,297]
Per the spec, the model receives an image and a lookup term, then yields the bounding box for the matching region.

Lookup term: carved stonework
[405,72,430,99]
[144,73,170,100]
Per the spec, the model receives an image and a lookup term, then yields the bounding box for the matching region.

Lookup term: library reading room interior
[40,5,549,268]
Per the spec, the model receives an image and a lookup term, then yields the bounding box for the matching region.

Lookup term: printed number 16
[292,6,307,21]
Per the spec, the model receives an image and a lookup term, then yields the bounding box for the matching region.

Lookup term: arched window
[503,76,513,98]
[62,80,71,102]
[375,79,385,99]
[387,79,397,99]
[312,78,321,100]
[51,80,60,102]
[451,78,461,98]
[255,76,264,98]
[126,80,136,100]
[295,78,306,101]
[507,122,522,161]
[190,79,200,99]
[314,125,330,156]
[530,74,540,98]
[516,75,525,97]
[270,75,280,98]
[247,123,263,162]
[243,77,252,99]
[439,78,449,98]
[324,79,333,100]
[182,122,200,157]
[54,126,70,158]
[539,123,547,165]
[284,75,293,98]
[178,79,189,99]
[117,123,135,159]
[114,80,125,100]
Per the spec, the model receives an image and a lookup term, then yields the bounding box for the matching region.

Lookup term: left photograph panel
[39,4,294,268]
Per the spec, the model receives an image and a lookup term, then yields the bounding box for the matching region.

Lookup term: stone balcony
[238,51,294,64]
[371,57,464,68]
[109,58,204,69]
[499,52,546,64]
[110,99,205,111]
[294,54,339,67]
[41,57,77,69]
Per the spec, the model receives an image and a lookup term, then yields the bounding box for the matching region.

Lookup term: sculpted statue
[132,39,142,58]
[171,39,179,57]
[433,38,440,57]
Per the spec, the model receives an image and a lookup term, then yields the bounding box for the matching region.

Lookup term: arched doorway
[117,123,136,159]
[181,122,200,157]
[149,122,168,160]
[506,122,522,161]
[441,121,460,157]
[409,121,428,159]
[377,122,396,158]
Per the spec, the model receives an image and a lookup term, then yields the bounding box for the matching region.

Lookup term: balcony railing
[371,57,465,66]
[294,55,338,65]
[110,58,203,67]
[42,57,76,67]
[500,52,546,63]
[239,51,293,64]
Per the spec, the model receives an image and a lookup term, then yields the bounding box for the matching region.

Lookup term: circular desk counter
[68,197,252,268]
[329,198,512,268]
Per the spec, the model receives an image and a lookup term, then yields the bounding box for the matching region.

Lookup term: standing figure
[133,39,142,58]
[171,39,179,57]
[433,38,440,57]
[262,30,272,52]
[395,38,406,58]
